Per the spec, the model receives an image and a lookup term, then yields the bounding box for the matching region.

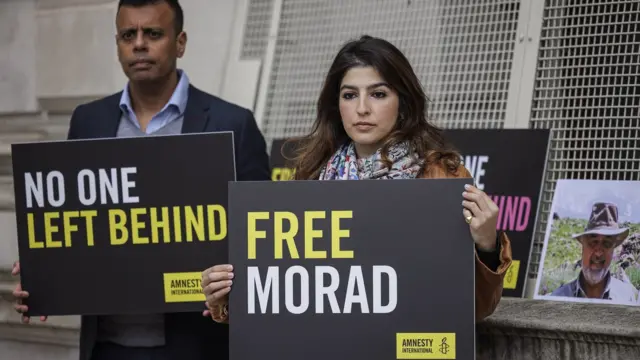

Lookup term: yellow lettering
[248,210,353,259]
[271,167,296,181]
[44,212,62,248]
[247,212,269,259]
[285,168,295,180]
[274,211,299,259]
[22,205,228,248]
[185,205,204,242]
[173,206,182,242]
[27,211,96,248]
[332,210,353,258]
[109,209,128,245]
[304,211,326,259]
[80,210,97,246]
[150,207,169,244]
[131,208,148,244]
[207,205,226,241]
[27,213,44,249]
[271,168,282,181]
[62,211,79,247]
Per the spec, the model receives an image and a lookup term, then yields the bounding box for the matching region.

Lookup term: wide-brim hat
[571,202,629,247]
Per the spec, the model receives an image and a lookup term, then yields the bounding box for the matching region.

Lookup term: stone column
[1,1,121,359]
[0,1,255,358]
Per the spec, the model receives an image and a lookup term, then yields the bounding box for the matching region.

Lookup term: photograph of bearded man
[535,180,640,306]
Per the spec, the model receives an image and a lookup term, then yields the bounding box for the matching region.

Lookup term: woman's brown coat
[420,161,513,321]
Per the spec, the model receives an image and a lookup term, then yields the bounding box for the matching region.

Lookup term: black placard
[228,179,475,360]
[269,129,550,298]
[443,129,549,297]
[269,138,299,180]
[11,132,235,316]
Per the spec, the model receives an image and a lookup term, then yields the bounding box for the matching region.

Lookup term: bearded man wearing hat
[551,202,639,304]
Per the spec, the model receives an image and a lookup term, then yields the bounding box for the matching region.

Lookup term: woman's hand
[201,264,234,318]
[461,184,499,251]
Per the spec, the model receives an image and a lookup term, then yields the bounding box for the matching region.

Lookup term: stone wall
[0,110,76,359]
[3,293,639,360]
[0,273,80,360]
[478,298,640,360]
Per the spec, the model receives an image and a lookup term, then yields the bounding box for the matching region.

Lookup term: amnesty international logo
[163,272,205,303]
[439,337,450,355]
[396,333,456,359]
[503,259,520,289]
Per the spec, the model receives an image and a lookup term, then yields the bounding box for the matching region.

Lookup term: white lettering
[247,265,397,315]
[247,266,279,314]
[99,168,119,204]
[77,169,96,206]
[285,265,309,314]
[121,167,139,203]
[24,172,44,208]
[46,171,65,207]
[77,168,135,205]
[373,265,397,313]
[463,155,489,190]
[315,266,340,313]
[344,265,369,313]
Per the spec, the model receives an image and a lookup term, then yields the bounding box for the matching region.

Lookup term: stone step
[0,126,63,179]
[0,112,70,128]
[0,131,48,156]
[0,269,80,359]
[0,154,13,177]
[0,176,14,210]
[0,143,9,157]
[0,131,47,140]
[0,112,70,145]
[0,113,47,130]
[36,125,70,141]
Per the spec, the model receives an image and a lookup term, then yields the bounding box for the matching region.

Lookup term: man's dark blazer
[66,84,271,360]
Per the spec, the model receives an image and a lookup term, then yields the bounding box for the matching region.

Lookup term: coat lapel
[181,85,211,134]
[97,92,123,138]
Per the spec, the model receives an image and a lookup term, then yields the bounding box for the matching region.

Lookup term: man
[551,202,639,304]
[11,0,270,359]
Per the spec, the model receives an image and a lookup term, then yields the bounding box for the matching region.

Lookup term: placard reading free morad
[228,179,475,360]
[11,132,235,316]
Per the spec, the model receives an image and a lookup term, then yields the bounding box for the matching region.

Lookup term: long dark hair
[286,35,460,180]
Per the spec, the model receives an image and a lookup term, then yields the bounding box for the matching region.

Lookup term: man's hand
[11,261,47,323]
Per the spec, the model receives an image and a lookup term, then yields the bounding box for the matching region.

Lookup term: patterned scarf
[318,141,424,180]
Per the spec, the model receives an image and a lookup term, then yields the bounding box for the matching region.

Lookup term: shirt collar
[575,271,612,299]
[119,69,190,115]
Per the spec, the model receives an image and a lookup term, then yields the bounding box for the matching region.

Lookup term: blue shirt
[550,271,640,305]
[119,69,190,134]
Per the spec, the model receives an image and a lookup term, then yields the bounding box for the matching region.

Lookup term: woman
[202,35,512,323]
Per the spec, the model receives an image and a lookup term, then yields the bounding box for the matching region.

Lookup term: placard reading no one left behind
[443,129,550,298]
[228,179,475,360]
[11,132,235,316]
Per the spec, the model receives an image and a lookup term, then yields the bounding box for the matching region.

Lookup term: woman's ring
[465,215,473,224]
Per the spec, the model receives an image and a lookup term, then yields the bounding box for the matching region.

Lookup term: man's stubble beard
[582,267,608,285]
